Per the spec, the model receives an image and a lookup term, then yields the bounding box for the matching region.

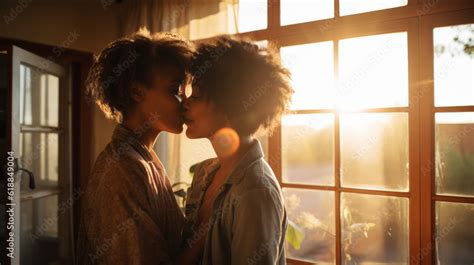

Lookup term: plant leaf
[286,220,305,250]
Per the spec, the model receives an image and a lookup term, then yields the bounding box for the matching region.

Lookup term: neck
[211,134,253,172]
[122,118,160,150]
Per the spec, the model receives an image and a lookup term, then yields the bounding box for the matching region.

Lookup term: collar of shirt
[201,138,265,189]
[111,124,171,186]
[112,123,154,162]
[183,138,267,244]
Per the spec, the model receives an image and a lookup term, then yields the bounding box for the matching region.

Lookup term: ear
[131,83,146,102]
[223,115,232,127]
[212,106,228,124]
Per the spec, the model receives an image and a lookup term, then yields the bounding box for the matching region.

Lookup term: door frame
[1,38,93,265]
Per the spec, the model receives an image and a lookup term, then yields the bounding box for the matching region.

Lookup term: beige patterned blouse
[76,124,184,265]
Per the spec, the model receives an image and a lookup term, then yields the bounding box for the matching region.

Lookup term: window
[338,32,408,110]
[435,201,474,264]
[13,49,70,264]
[282,114,335,185]
[429,21,474,265]
[278,25,412,263]
[237,0,267,32]
[280,0,408,25]
[281,42,335,110]
[339,0,407,16]
[185,1,474,264]
[433,24,474,107]
[281,0,334,25]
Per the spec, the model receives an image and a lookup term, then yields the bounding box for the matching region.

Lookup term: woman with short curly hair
[182,36,294,264]
[77,29,200,265]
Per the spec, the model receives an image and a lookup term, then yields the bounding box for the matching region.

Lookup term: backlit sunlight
[280,32,409,112]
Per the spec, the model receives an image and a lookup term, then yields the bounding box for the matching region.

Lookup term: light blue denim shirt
[184,139,287,265]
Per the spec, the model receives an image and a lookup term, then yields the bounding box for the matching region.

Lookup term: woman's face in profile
[181,83,227,139]
[134,64,186,134]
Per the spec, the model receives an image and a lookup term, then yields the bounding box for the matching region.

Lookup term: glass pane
[434,23,474,107]
[436,201,474,265]
[281,41,334,110]
[19,132,59,190]
[282,114,334,185]
[435,112,474,197]
[341,193,409,264]
[338,32,408,110]
[340,0,407,16]
[21,195,59,264]
[340,113,409,191]
[283,188,335,264]
[281,0,334,26]
[20,64,60,127]
[237,0,267,33]
[46,75,59,127]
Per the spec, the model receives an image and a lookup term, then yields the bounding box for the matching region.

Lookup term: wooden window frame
[419,9,474,265]
[269,14,421,265]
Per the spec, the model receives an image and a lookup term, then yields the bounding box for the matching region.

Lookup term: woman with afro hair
[182,36,294,264]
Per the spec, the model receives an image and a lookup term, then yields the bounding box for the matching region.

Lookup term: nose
[181,95,190,112]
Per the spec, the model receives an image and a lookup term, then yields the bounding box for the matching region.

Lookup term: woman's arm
[173,221,208,265]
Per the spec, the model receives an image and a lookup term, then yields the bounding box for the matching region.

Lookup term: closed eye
[169,83,181,95]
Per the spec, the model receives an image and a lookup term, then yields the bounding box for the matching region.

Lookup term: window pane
[281,41,334,110]
[20,64,60,127]
[340,0,407,16]
[21,195,59,264]
[283,188,335,264]
[341,193,409,264]
[338,32,408,110]
[340,113,409,191]
[282,114,334,186]
[436,201,474,265]
[237,0,267,33]
[46,75,59,127]
[19,132,59,190]
[435,112,474,197]
[434,23,474,107]
[281,0,334,26]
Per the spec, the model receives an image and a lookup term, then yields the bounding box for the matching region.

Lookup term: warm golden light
[212,127,240,158]
[337,32,408,111]
[281,32,409,113]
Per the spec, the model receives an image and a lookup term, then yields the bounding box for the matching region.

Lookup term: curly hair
[86,28,194,122]
[190,36,294,135]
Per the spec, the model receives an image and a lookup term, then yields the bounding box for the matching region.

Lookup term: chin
[173,127,184,134]
[185,127,203,139]
[185,129,196,139]
[163,123,184,134]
